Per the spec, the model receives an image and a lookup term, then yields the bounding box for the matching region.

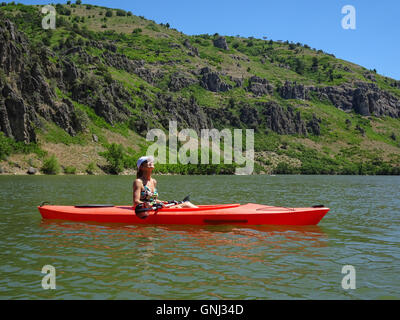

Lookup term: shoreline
[0,171,399,177]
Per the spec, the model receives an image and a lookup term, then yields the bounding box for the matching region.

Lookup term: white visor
[137,156,155,169]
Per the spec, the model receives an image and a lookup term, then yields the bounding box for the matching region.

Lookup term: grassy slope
[0,2,399,175]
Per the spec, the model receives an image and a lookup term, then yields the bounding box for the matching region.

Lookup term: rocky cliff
[0,3,399,175]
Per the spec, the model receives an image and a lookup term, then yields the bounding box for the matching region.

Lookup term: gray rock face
[229,76,243,88]
[279,81,308,100]
[0,20,27,74]
[308,82,400,118]
[0,20,90,142]
[27,167,36,175]
[199,67,232,92]
[279,81,400,118]
[1,84,36,143]
[239,104,260,129]
[213,36,229,50]
[94,97,128,125]
[102,51,164,85]
[168,72,197,91]
[154,93,210,134]
[209,101,309,135]
[306,114,322,135]
[261,101,307,135]
[247,76,274,96]
[183,39,199,56]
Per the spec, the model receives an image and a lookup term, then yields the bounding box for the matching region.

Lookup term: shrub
[85,162,95,175]
[132,27,142,34]
[41,155,60,175]
[274,162,298,174]
[99,143,125,174]
[64,166,77,174]
[0,132,12,160]
[294,58,305,75]
[116,9,126,16]
[105,10,113,17]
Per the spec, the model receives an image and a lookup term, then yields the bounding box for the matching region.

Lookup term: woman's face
[142,160,154,171]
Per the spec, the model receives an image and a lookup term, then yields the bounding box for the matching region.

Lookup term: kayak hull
[38,203,329,226]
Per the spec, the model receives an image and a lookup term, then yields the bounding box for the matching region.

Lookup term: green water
[0,175,399,299]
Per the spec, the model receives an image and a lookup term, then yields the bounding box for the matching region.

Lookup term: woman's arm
[133,179,147,207]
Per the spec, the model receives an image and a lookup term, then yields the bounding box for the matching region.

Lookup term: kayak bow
[38,203,329,226]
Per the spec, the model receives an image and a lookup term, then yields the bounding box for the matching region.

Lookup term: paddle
[135,195,190,217]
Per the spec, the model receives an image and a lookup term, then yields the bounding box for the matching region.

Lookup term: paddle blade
[182,195,190,202]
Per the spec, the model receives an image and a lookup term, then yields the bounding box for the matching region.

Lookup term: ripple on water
[0,175,399,299]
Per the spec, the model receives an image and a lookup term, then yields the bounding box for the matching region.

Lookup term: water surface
[0,175,399,299]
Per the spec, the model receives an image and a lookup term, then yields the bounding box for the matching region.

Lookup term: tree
[105,10,113,17]
[116,9,126,16]
[99,143,125,174]
[311,57,319,72]
[76,0,82,5]
[294,58,305,75]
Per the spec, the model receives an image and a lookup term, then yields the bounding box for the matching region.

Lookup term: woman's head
[136,156,155,178]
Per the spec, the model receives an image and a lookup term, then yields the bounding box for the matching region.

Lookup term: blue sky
[17,0,400,80]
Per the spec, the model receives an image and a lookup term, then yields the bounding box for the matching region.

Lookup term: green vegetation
[63,166,77,174]
[0,3,399,175]
[85,162,96,175]
[41,155,61,175]
[0,132,46,160]
[99,143,130,174]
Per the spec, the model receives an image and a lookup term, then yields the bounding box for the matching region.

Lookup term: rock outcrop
[247,76,274,96]
[168,72,197,91]
[183,39,199,56]
[213,36,229,50]
[279,81,400,118]
[199,67,232,92]
[154,93,210,134]
[309,82,400,118]
[278,81,308,100]
[261,102,308,135]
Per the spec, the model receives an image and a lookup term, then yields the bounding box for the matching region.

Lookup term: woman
[133,156,197,212]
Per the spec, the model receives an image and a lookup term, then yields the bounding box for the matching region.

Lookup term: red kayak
[38,203,329,226]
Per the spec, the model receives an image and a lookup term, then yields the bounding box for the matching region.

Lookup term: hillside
[1,2,400,175]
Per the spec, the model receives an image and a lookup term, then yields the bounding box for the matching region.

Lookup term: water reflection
[39,220,328,267]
